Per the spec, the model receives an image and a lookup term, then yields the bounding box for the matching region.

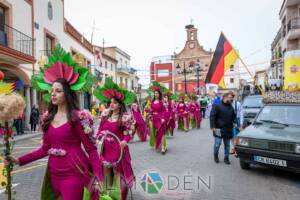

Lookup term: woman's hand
[4,156,19,166]
[120,140,128,149]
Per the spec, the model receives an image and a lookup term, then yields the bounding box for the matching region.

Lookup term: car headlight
[295,144,300,154]
[238,137,249,146]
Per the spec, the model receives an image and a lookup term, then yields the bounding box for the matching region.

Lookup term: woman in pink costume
[130,101,149,141]
[7,47,103,200]
[164,93,176,137]
[195,97,202,129]
[149,88,168,154]
[177,96,189,132]
[9,79,103,200]
[188,97,197,130]
[94,78,136,200]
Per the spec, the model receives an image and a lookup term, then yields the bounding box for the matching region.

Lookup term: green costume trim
[178,120,184,131]
[41,167,55,200]
[149,125,155,148]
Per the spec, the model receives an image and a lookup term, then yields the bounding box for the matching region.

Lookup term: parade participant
[164,93,176,137]
[177,94,189,132]
[131,99,149,142]
[7,46,103,200]
[148,82,168,154]
[195,97,202,129]
[188,95,197,130]
[94,78,136,200]
[210,92,236,164]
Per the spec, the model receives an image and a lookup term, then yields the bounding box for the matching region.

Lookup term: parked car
[242,95,263,127]
[236,91,300,173]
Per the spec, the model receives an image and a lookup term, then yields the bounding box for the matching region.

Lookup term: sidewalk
[0,131,42,147]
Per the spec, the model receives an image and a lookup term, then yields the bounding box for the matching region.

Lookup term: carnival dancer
[148,82,168,154]
[195,97,202,129]
[188,96,197,130]
[7,45,103,200]
[130,100,149,142]
[94,78,136,200]
[176,94,189,132]
[163,93,176,137]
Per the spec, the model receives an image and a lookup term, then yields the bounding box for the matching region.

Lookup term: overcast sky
[65,0,282,87]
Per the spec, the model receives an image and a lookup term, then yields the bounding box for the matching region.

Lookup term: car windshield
[256,105,300,126]
[243,96,262,108]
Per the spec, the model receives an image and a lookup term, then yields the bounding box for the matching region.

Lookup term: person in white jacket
[229,91,244,154]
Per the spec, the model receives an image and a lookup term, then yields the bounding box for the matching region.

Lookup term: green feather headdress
[31,44,95,102]
[93,78,136,105]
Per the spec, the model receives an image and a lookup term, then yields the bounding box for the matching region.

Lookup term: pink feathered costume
[18,111,102,200]
[131,103,149,141]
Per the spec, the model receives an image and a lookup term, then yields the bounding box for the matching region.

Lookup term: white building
[223,60,240,89]
[0,0,35,126]
[0,0,97,128]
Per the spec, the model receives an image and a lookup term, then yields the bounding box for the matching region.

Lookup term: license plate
[253,156,287,167]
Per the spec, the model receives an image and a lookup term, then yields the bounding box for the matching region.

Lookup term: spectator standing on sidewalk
[228,91,244,154]
[15,111,25,135]
[30,105,40,132]
[210,92,236,164]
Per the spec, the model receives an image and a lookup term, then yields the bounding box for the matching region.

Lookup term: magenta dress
[177,103,188,130]
[97,111,134,200]
[195,102,202,128]
[131,103,149,141]
[166,101,176,136]
[18,111,102,200]
[150,101,167,149]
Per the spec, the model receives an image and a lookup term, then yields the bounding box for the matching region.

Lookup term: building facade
[174,24,213,94]
[150,55,174,92]
[0,0,35,126]
[270,0,300,86]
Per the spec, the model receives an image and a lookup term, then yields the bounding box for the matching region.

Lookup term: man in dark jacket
[210,92,236,164]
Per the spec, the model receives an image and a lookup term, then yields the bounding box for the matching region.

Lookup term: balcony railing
[0,24,34,57]
[287,17,300,32]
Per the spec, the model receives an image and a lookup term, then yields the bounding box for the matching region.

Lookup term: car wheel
[240,159,251,170]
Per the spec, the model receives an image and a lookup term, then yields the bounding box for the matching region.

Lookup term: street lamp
[195,63,200,95]
[177,62,195,94]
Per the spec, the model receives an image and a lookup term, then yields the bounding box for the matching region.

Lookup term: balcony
[0,24,35,64]
[287,17,300,40]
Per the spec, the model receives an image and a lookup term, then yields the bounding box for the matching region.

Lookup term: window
[125,78,128,88]
[125,60,128,67]
[87,60,91,70]
[157,69,169,77]
[105,61,107,69]
[120,77,123,84]
[0,6,5,32]
[230,65,234,71]
[48,1,53,20]
[111,63,113,71]
[131,80,134,90]
[45,34,54,56]
[230,78,234,83]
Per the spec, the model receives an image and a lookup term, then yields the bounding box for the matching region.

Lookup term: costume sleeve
[75,121,103,181]
[121,113,135,143]
[210,105,217,129]
[18,132,51,166]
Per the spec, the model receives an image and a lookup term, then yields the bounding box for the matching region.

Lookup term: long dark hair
[107,97,127,129]
[42,79,79,132]
[152,90,162,103]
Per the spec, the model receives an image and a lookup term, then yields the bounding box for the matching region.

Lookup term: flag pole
[221,32,265,96]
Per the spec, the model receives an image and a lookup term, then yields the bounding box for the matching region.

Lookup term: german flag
[205,33,239,88]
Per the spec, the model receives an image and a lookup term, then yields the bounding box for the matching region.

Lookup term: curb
[0,132,42,147]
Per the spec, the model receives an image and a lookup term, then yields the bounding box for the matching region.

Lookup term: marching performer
[164,93,176,137]
[148,82,168,154]
[195,96,202,129]
[188,95,197,130]
[131,100,149,142]
[177,94,189,132]
[7,46,103,200]
[94,78,136,200]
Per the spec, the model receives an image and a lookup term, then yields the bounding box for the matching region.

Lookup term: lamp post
[195,63,200,95]
[176,62,197,94]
